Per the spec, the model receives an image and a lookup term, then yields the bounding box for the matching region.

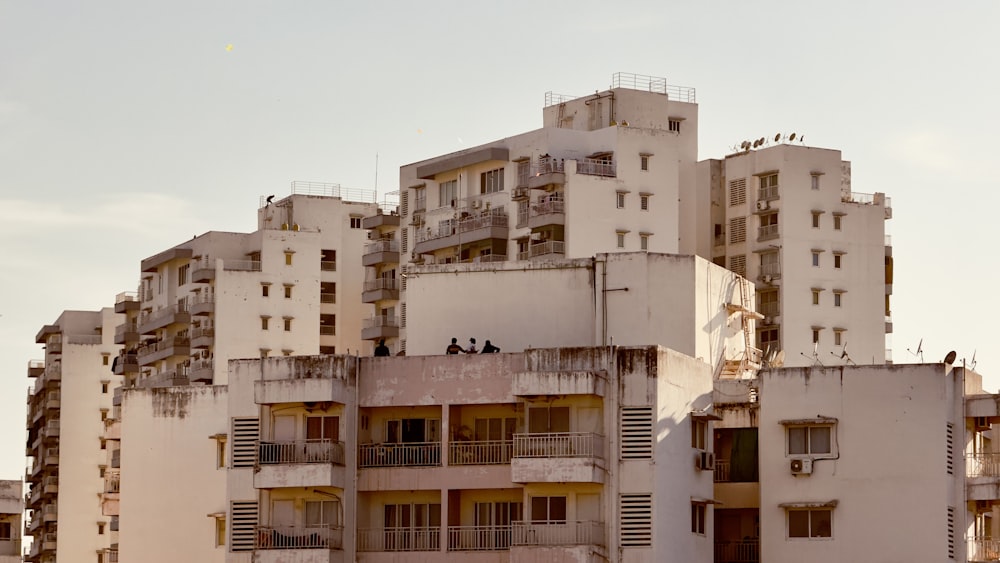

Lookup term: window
[260,316,269,330]
[759,173,779,200]
[102,354,109,366]
[640,155,650,171]
[215,516,226,547]
[669,119,682,133]
[306,500,341,528]
[760,251,780,279]
[283,318,292,332]
[788,508,832,538]
[101,408,108,422]
[284,252,293,265]
[283,285,293,299]
[216,436,227,469]
[759,289,779,317]
[812,290,820,305]
[0,522,10,540]
[178,264,189,286]
[812,329,820,344]
[812,212,821,228]
[307,416,340,441]
[101,381,109,394]
[530,496,567,523]
[691,503,706,534]
[616,192,626,209]
[100,439,107,450]
[811,252,820,267]
[758,212,778,240]
[759,327,780,352]
[811,174,821,190]
[788,425,832,455]
[439,180,458,207]
[261,283,270,297]
[528,406,570,433]
[98,522,106,535]
[640,194,649,211]
[350,217,362,229]
[99,466,106,478]
[691,418,707,450]
[833,291,843,307]
[617,232,625,248]
[640,234,649,251]
[833,214,842,230]
[834,254,843,269]
[480,168,505,193]
[834,330,844,346]
[386,418,440,444]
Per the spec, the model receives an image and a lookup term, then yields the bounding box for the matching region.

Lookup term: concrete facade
[0,480,23,563]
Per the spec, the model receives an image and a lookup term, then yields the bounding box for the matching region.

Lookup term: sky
[1,1,998,479]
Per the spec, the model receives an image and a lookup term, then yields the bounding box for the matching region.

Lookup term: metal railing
[544,92,578,107]
[416,212,510,244]
[448,525,512,551]
[320,261,337,271]
[517,240,565,260]
[115,323,138,339]
[757,224,778,241]
[511,520,605,547]
[66,334,102,345]
[223,259,262,272]
[105,470,120,493]
[103,548,119,562]
[358,443,441,468]
[531,200,565,217]
[967,453,1000,477]
[137,336,190,359]
[290,180,376,203]
[364,279,399,292]
[191,326,214,340]
[760,262,781,277]
[576,158,616,177]
[449,440,513,465]
[138,303,187,327]
[714,459,731,482]
[357,527,440,552]
[188,292,215,307]
[611,72,696,102]
[535,157,565,176]
[257,439,345,465]
[466,254,508,264]
[365,240,399,255]
[363,316,399,330]
[512,432,604,459]
[115,291,138,304]
[715,539,760,562]
[256,525,343,550]
[758,185,779,201]
[320,293,336,304]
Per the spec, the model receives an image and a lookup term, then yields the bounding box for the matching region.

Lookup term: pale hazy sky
[1,1,997,478]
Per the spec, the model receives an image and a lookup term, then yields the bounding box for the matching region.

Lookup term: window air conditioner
[790,458,813,475]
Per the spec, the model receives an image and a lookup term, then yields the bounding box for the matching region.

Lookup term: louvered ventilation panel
[231,417,259,469]
[729,255,747,278]
[621,407,653,459]
[230,500,259,552]
[729,216,746,244]
[729,178,747,206]
[620,493,652,547]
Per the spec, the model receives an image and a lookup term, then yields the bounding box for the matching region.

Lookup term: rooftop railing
[513,432,604,459]
[257,439,345,466]
[288,181,377,203]
[357,527,440,552]
[511,520,605,547]
[358,442,441,468]
[611,72,696,102]
[449,440,513,465]
[256,525,343,550]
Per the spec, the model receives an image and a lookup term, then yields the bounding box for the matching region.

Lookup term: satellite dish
[799,136,805,144]
[774,133,781,142]
[789,133,797,141]
[944,351,957,364]
[752,139,760,148]
[741,141,750,150]
[759,137,766,146]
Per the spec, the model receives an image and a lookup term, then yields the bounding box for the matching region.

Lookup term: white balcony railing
[968,453,1000,477]
[714,459,731,482]
[715,539,760,562]
[358,443,441,468]
[257,440,345,465]
[365,239,399,255]
[255,526,343,550]
[512,432,604,459]
[363,279,399,292]
[511,520,605,547]
[576,158,615,177]
[758,185,779,201]
[357,527,440,552]
[449,440,513,465]
[448,525,512,551]
[517,240,565,260]
[362,316,399,330]
[757,224,778,241]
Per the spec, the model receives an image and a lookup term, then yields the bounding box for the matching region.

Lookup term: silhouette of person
[481,340,501,353]
[446,338,464,355]
[374,339,390,357]
[466,338,478,353]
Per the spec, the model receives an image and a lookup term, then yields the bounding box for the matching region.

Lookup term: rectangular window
[217,438,227,468]
[260,317,269,330]
[480,168,505,193]
[788,425,832,455]
[178,264,189,286]
[101,382,109,394]
[759,289,779,317]
[284,252,293,265]
[758,212,778,241]
[812,212,821,228]
[284,285,293,299]
[439,180,458,207]
[350,217,362,229]
[811,175,820,190]
[812,252,820,267]
[834,254,842,269]
[834,292,843,307]
[833,215,842,230]
[669,119,681,133]
[306,416,340,441]
[530,496,567,523]
[616,192,626,209]
[788,508,832,538]
[98,522,106,535]
[640,155,649,171]
[834,330,844,346]
[758,173,779,200]
[691,418,707,450]
[617,232,625,248]
[759,327,780,352]
[306,500,341,527]
[640,194,649,210]
[215,516,226,546]
[691,503,706,534]
[640,234,649,251]
[283,318,292,332]
[812,290,820,305]
[812,329,820,344]
[261,283,270,297]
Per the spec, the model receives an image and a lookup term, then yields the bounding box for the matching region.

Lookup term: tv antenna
[906,338,924,362]
[831,340,856,365]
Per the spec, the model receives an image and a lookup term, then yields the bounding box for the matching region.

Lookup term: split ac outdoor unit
[790,458,813,475]
[756,200,770,211]
[696,450,715,471]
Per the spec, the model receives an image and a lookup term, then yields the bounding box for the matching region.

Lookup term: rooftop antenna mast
[907,338,924,362]
[374,153,379,193]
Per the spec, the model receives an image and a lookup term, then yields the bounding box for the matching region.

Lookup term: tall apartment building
[25,309,122,563]
[365,72,700,354]
[700,145,892,366]
[0,480,23,563]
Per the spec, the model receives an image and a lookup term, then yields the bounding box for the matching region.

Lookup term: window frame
[480,167,505,194]
[786,507,834,539]
[783,419,837,459]
[691,502,707,535]
[616,192,626,209]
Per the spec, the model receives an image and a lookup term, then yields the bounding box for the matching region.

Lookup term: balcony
[102,548,118,563]
[113,353,138,375]
[715,539,760,563]
[448,525,512,551]
[114,322,139,345]
[191,256,215,283]
[511,520,605,547]
[363,211,400,230]
[517,240,565,261]
[137,336,191,365]
[190,359,213,383]
[362,316,399,341]
[255,440,346,489]
[45,336,62,355]
[511,433,606,483]
[28,360,44,378]
[512,370,606,397]
[188,293,215,316]
[43,419,60,441]
[363,239,400,267]
[137,304,191,335]
[576,158,615,178]
[114,291,140,314]
[362,278,400,303]
[968,453,1000,501]
[139,368,190,388]
[527,158,566,189]
[449,440,512,465]
[191,326,214,349]
[511,186,530,200]
[528,198,565,230]
[320,261,337,272]
[255,526,344,561]
[42,504,57,522]
[357,527,440,552]
[842,191,892,219]
[223,259,262,272]
[759,261,781,279]
[412,211,509,255]
[359,443,441,468]
[756,224,778,242]
[757,185,779,202]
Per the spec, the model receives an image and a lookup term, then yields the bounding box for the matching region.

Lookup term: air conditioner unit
[790,458,813,475]
[696,450,715,471]
[762,274,773,284]
[367,231,374,240]
[756,200,769,211]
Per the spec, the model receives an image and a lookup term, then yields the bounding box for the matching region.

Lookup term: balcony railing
[757,224,778,241]
[256,525,343,550]
[416,212,509,244]
[715,539,760,563]
[531,199,564,217]
[758,301,780,317]
[66,334,102,345]
[760,262,781,277]
[223,259,262,272]
[758,185,779,201]
[517,240,565,260]
[320,261,337,272]
[357,527,440,552]
[714,459,731,482]
[257,440,345,465]
[363,279,399,292]
[968,453,1000,477]
[319,326,336,336]
[576,158,615,177]
[448,525,512,551]
[358,443,441,468]
[362,316,399,330]
[103,548,119,562]
[513,432,604,459]
[320,293,336,304]
[511,520,605,547]
[365,240,399,255]
[137,336,190,360]
[105,470,121,493]
[449,440,513,465]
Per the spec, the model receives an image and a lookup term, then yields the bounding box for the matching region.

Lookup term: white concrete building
[364,72,699,355]
[700,144,892,366]
[25,309,122,563]
[0,480,23,563]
